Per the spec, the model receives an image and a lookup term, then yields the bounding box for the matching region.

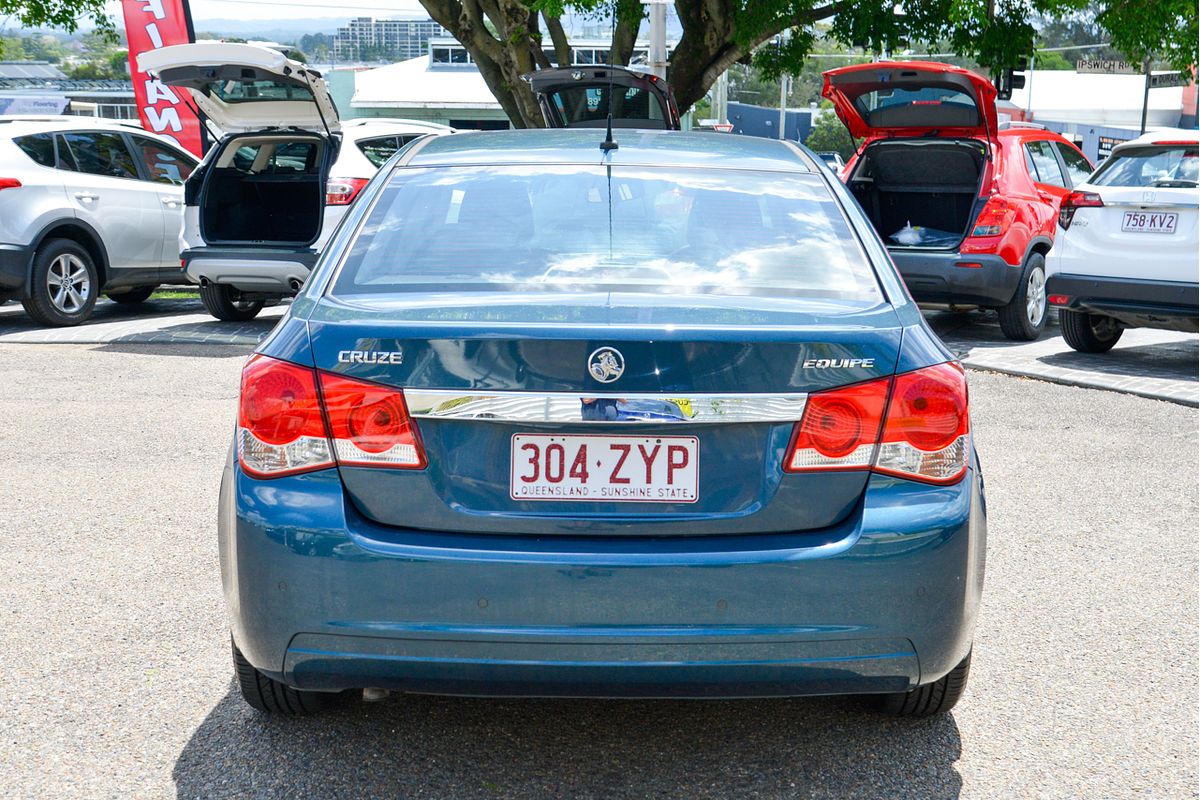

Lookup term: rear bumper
[889,250,1021,306]
[219,456,986,699]
[0,243,31,291]
[182,248,317,294]
[1048,274,1199,331]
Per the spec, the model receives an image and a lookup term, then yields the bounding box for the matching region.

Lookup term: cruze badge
[338,350,403,365]
[588,347,625,383]
[804,358,875,369]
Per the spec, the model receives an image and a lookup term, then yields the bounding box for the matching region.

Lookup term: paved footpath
[1,299,1195,405]
[926,310,1197,406]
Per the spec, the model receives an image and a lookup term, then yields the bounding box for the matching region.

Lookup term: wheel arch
[29,219,110,287]
[1024,236,1054,262]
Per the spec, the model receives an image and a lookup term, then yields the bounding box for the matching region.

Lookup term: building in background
[346,37,666,129]
[0,61,134,118]
[333,17,448,62]
[1009,69,1198,161]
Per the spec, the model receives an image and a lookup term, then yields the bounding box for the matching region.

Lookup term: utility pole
[1140,57,1152,134]
[642,0,669,80]
[778,73,789,139]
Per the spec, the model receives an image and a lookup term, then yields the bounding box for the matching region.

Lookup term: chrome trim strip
[405,391,808,424]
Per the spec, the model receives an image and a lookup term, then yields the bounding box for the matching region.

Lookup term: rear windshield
[853,85,979,129]
[330,165,881,302]
[549,86,668,128]
[1091,145,1198,188]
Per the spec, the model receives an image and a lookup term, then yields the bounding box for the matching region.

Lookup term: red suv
[822,62,1094,340]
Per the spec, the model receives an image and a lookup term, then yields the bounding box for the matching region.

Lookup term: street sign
[713,123,734,133]
[1150,71,1186,89]
[1076,59,1138,75]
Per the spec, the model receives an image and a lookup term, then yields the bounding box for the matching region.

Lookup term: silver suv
[0,116,198,326]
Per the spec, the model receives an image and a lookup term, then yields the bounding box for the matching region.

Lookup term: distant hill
[189,18,352,42]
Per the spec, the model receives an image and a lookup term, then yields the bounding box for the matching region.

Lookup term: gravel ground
[0,343,1195,799]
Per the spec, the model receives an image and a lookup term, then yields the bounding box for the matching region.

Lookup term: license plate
[1122,211,1178,234]
[510,434,698,503]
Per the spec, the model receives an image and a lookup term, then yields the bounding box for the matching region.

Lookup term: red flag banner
[122,0,205,157]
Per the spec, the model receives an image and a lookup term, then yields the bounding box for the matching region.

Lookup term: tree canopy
[418,0,1198,127]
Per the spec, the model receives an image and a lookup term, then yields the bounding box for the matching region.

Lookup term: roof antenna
[600,0,619,152]
[600,113,618,152]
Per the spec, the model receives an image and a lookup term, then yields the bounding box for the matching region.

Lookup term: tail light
[237,355,425,478]
[0,178,22,191]
[969,196,1015,237]
[238,355,334,478]
[786,362,969,485]
[319,372,425,468]
[1058,190,1103,230]
[326,177,370,206]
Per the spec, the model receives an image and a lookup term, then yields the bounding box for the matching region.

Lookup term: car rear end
[1048,135,1200,332]
[220,132,984,704]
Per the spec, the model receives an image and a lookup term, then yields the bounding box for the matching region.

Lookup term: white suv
[0,116,198,326]
[141,43,452,321]
[1047,128,1198,352]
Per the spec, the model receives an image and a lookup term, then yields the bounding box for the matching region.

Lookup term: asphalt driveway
[0,343,1195,799]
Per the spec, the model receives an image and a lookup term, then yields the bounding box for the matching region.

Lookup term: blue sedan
[223,129,985,716]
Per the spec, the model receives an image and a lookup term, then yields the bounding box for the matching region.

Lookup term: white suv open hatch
[139,42,342,320]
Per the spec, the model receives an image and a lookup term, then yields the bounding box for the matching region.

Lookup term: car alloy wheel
[1025,265,1046,327]
[46,253,91,315]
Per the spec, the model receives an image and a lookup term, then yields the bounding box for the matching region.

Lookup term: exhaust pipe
[289,278,304,292]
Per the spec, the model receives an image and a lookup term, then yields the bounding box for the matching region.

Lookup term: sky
[102,0,430,22]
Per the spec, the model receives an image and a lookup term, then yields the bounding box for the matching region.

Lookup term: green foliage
[804,112,858,161]
[0,1,114,46]
[1034,50,1073,69]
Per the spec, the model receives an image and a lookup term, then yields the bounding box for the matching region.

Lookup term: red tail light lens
[326,177,370,206]
[970,197,1015,237]
[875,362,970,484]
[238,355,334,478]
[785,363,970,484]
[237,356,427,478]
[319,373,426,468]
[786,378,889,472]
[1059,190,1103,230]
[0,178,22,191]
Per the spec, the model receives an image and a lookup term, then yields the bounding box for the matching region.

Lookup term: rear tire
[21,239,98,327]
[232,640,340,715]
[877,650,971,717]
[997,252,1048,341]
[1060,309,1123,353]
[200,283,264,322]
[0,290,12,305]
[106,286,156,304]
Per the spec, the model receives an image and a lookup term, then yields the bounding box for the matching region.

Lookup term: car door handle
[74,192,98,202]
[160,197,181,208]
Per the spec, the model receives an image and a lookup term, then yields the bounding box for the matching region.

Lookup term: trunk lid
[304,292,903,536]
[821,61,998,142]
[139,42,340,136]
[523,65,681,130]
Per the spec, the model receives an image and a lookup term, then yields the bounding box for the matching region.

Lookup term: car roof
[0,115,148,134]
[340,119,455,141]
[1113,128,1199,149]
[405,129,814,173]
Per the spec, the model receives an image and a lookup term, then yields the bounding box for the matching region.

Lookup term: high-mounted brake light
[1151,140,1196,146]
[786,363,970,485]
[0,178,22,191]
[1059,190,1103,230]
[326,177,370,206]
[969,196,1015,237]
[237,355,426,478]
